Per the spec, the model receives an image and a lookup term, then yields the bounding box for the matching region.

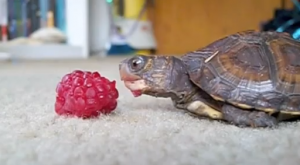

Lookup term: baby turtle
[119,30,300,128]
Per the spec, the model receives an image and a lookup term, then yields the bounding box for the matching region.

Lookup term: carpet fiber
[1,56,300,165]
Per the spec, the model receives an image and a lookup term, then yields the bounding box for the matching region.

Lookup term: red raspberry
[55,70,119,118]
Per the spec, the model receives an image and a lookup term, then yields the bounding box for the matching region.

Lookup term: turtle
[118,30,300,128]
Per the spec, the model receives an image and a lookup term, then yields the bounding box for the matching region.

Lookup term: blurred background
[0,0,299,61]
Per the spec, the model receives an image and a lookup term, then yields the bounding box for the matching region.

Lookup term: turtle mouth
[123,80,148,97]
[119,62,149,97]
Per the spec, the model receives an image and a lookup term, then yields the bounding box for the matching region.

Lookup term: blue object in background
[21,0,28,36]
[107,44,135,55]
[39,0,48,27]
[55,0,66,33]
[8,0,17,39]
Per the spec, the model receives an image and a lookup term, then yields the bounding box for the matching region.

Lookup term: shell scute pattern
[182,30,300,114]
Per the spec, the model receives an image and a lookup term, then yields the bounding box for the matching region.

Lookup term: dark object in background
[261,0,300,40]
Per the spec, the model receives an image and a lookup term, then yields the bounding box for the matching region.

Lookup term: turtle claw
[250,114,278,128]
[250,122,256,128]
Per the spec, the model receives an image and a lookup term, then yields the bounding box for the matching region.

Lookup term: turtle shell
[181,30,300,115]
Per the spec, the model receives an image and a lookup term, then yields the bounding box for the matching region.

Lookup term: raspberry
[55,70,119,118]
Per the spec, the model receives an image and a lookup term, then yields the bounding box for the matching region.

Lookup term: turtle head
[119,55,196,100]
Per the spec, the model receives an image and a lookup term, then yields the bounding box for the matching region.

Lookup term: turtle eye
[129,56,145,71]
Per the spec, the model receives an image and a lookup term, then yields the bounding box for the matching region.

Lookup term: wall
[89,0,111,55]
[66,0,89,57]
[148,0,294,54]
[66,0,112,57]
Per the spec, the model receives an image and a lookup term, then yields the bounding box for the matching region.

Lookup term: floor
[1,56,300,165]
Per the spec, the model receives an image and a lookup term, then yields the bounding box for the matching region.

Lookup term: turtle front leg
[184,101,223,120]
[221,104,278,128]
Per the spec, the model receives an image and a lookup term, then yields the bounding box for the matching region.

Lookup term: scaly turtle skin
[119,30,300,128]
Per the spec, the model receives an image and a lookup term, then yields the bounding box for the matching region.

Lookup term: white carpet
[1,56,300,165]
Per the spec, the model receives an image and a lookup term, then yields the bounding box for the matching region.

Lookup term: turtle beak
[119,58,128,81]
[119,59,140,81]
[119,63,127,81]
[119,58,147,97]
